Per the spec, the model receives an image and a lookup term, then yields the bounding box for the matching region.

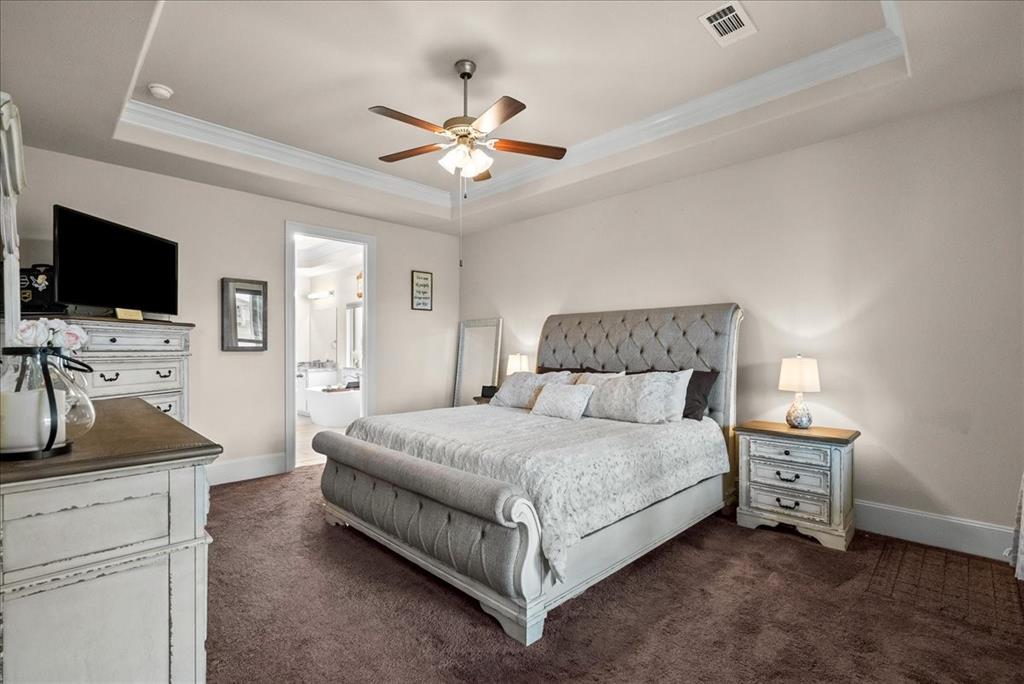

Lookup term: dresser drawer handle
[775,471,800,483]
[109,337,117,344]
[164,339,171,344]
[775,497,800,510]
[160,404,172,413]
[99,372,120,382]
[155,370,173,379]
[783,449,791,456]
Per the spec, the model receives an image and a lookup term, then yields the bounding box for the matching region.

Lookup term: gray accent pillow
[586,369,693,424]
[530,383,595,421]
[491,371,573,409]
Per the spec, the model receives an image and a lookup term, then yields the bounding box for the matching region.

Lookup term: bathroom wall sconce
[307,290,335,300]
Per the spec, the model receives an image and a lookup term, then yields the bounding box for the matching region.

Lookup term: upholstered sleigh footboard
[314,432,548,644]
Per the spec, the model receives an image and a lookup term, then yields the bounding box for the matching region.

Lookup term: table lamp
[778,355,820,428]
[506,353,531,375]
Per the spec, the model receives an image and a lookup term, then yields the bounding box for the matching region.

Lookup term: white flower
[47,319,68,332]
[16,319,49,346]
[50,328,66,348]
[62,325,88,352]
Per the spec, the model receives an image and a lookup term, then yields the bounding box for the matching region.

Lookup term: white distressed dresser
[736,420,860,551]
[0,398,221,682]
[63,316,195,424]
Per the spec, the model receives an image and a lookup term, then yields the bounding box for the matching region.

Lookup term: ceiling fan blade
[472,170,492,182]
[472,96,526,134]
[378,143,446,163]
[369,106,447,135]
[491,139,567,160]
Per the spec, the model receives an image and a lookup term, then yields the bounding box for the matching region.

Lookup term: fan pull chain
[458,176,464,268]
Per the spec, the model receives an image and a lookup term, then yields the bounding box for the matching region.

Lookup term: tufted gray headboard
[536,303,744,430]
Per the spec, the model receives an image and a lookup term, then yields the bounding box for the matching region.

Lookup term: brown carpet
[207,467,1024,683]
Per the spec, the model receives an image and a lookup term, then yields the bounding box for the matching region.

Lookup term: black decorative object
[481,385,497,398]
[16,264,65,313]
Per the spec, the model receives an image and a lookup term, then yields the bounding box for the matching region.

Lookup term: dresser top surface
[20,314,196,328]
[737,420,860,445]
[1,398,221,485]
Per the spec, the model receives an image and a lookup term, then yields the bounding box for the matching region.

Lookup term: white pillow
[585,369,693,424]
[531,383,595,420]
[491,371,573,409]
[574,371,625,387]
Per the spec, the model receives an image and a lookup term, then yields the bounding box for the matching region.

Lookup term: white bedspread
[345,405,729,580]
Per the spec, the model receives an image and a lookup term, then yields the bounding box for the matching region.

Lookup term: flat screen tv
[53,205,179,315]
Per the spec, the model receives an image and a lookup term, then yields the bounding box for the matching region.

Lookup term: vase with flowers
[1,319,96,459]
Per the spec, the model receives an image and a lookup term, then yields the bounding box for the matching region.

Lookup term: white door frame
[285,221,376,471]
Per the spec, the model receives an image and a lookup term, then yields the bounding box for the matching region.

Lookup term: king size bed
[315,303,743,645]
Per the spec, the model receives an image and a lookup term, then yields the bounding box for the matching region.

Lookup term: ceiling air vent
[700,2,757,47]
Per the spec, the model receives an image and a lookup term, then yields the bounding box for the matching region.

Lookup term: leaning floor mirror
[452,318,502,407]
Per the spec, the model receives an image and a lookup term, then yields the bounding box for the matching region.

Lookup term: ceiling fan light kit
[370,59,566,183]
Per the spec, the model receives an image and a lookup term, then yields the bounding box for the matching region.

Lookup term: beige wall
[460,91,1024,526]
[16,146,460,465]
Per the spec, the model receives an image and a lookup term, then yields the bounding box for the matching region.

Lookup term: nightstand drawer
[749,458,830,496]
[748,485,830,525]
[749,438,829,467]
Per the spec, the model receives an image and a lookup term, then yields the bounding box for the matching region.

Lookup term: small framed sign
[411,270,433,311]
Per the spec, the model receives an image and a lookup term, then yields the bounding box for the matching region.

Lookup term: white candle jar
[0,347,95,458]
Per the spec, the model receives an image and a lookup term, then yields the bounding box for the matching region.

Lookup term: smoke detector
[700,3,757,47]
[147,83,174,100]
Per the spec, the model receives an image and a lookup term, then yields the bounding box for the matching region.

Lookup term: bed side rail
[314,432,544,601]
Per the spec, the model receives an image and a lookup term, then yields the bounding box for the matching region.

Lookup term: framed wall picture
[411,270,433,311]
[221,277,268,351]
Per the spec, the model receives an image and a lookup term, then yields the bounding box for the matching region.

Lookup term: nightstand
[473,396,491,405]
[736,420,860,551]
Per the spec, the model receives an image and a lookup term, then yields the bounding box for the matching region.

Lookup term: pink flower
[16,319,49,346]
[61,324,88,352]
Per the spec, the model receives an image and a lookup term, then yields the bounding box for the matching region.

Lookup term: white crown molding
[117,2,906,215]
[119,99,451,208]
[466,24,907,203]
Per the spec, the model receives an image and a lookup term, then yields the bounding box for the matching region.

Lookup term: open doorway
[285,222,375,470]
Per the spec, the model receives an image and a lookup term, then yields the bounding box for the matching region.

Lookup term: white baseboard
[855,499,1014,561]
[207,452,286,486]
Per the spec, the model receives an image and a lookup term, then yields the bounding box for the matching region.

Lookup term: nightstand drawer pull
[775,497,800,510]
[155,370,173,379]
[775,471,800,483]
[784,449,790,456]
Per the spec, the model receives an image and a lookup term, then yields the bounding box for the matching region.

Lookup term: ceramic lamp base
[785,392,813,429]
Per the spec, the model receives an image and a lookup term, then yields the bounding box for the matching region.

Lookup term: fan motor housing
[443,116,480,138]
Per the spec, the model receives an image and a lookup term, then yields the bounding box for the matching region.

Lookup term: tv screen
[53,205,178,315]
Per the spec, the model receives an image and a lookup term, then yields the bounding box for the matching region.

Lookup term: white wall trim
[284,221,377,472]
[466,24,907,203]
[855,499,1014,561]
[207,452,286,486]
[116,4,906,214]
[120,100,451,208]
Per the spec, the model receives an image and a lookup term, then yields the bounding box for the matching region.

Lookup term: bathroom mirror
[221,278,268,351]
[309,307,338,365]
[346,302,363,368]
[453,318,502,407]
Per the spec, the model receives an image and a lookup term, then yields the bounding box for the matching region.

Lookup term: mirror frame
[452,317,502,407]
[221,277,269,352]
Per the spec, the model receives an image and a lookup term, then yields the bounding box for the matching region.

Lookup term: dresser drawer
[142,391,183,421]
[748,485,830,525]
[749,458,830,496]
[749,438,829,467]
[84,330,186,353]
[2,471,170,575]
[82,358,183,398]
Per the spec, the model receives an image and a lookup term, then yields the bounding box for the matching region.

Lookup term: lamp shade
[506,353,531,375]
[778,355,820,393]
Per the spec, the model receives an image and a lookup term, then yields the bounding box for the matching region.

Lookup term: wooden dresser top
[1,398,221,484]
[736,420,861,445]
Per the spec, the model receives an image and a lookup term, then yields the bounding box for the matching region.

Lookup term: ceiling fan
[370,59,566,182]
